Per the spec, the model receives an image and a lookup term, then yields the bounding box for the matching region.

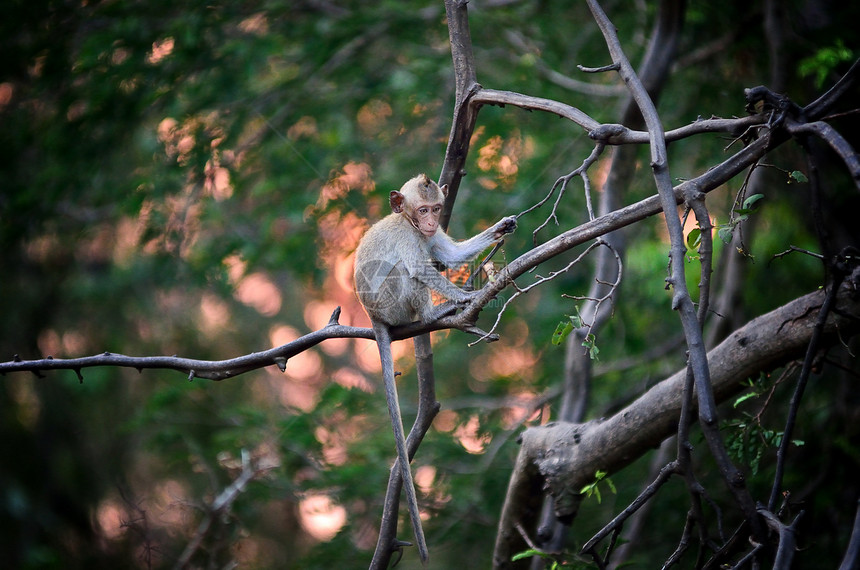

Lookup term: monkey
[353,174,516,563]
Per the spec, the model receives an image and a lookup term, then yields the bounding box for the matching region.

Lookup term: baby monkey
[354,174,516,563]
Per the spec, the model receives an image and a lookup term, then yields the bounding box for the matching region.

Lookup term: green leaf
[686,227,702,251]
[569,308,585,329]
[789,170,808,183]
[742,193,764,210]
[552,320,574,346]
[583,334,600,361]
[512,549,550,562]
[733,392,758,408]
[605,477,617,495]
[580,470,615,504]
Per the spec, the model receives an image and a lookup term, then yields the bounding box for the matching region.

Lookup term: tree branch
[588,0,762,545]
[370,333,441,569]
[0,307,480,381]
[493,277,860,568]
[174,450,274,569]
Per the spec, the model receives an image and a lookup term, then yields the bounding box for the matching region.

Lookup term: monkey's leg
[372,322,429,564]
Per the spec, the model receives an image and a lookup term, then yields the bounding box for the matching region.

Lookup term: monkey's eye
[432,206,442,214]
[418,207,429,215]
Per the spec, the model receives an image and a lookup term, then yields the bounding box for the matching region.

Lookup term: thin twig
[174,450,271,570]
[467,240,606,346]
[523,143,607,245]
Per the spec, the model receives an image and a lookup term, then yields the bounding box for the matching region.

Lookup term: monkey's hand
[428,290,479,321]
[492,216,518,240]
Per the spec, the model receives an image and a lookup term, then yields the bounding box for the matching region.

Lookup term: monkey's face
[411,202,443,237]
[391,175,449,238]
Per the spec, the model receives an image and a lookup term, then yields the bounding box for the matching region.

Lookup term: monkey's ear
[390,191,405,213]
[439,184,448,198]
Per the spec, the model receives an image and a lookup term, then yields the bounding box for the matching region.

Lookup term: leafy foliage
[1,0,858,568]
[799,40,856,88]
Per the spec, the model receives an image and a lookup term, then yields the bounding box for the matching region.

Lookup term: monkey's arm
[407,258,475,302]
[429,216,517,268]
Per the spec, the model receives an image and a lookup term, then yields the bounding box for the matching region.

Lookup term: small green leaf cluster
[551,308,600,360]
[723,415,805,476]
[799,40,855,88]
[579,470,617,504]
[723,375,805,475]
[686,193,766,255]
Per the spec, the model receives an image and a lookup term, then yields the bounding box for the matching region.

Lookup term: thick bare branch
[439,0,481,224]
[588,0,762,544]
[472,87,769,146]
[757,507,802,569]
[537,0,687,556]
[838,500,860,570]
[454,121,785,331]
[493,277,860,568]
[472,89,601,132]
[785,119,860,188]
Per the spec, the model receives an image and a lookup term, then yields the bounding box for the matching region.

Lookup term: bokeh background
[1,1,858,568]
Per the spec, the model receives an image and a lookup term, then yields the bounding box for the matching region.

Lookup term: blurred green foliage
[1,0,859,568]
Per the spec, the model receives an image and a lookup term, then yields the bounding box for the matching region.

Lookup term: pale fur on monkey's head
[400,174,447,201]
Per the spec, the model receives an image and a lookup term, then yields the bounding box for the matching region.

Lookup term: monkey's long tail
[372,322,429,565]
